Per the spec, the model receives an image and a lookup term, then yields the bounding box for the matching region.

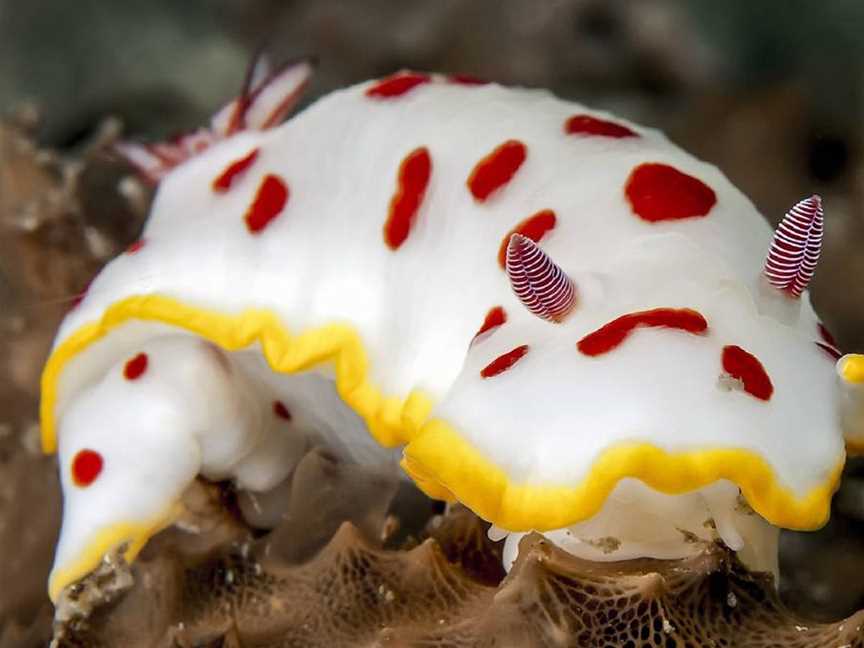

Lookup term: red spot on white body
[577,308,708,356]
[473,306,507,341]
[72,449,103,487]
[212,148,260,193]
[625,163,716,222]
[506,235,576,323]
[467,140,527,202]
[498,210,557,269]
[366,72,431,98]
[245,174,289,233]
[763,195,823,298]
[481,345,529,379]
[384,147,432,250]
[721,345,773,401]
[123,353,148,380]
[564,115,637,138]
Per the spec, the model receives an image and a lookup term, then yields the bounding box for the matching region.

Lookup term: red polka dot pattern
[564,115,637,138]
[124,352,148,380]
[577,308,708,357]
[625,163,716,222]
[384,147,432,250]
[481,345,530,379]
[467,140,527,202]
[245,174,289,234]
[474,306,507,340]
[212,148,260,193]
[722,345,773,401]
[273,400,292,420]
[366,72,431,98]
[72,449,103,487]
[498,210,556,269]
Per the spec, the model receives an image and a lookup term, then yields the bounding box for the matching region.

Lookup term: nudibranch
[41,61,864,602]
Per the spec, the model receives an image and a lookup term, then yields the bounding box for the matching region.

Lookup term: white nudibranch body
[41,65,861,602]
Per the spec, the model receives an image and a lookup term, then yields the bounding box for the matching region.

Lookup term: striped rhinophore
[505,234,576,323]
[762,195,823,298]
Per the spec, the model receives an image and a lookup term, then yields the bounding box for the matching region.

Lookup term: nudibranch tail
[505,234,576,323]
[117,56,314,184]
[762,194,824,298]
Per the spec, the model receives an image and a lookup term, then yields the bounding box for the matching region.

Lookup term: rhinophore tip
[505,234,576,323]
[763,194,823,298]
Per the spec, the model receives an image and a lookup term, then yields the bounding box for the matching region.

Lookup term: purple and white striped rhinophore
[505,234,576,322]
[763,195,824,298]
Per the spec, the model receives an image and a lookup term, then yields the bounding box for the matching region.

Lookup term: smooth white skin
[491,479,780,579]
[51,336,309,592]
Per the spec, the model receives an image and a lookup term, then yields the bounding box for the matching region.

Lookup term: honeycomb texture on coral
[52,504,864,648]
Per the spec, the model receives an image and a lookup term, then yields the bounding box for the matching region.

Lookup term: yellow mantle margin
[41,293,846,600]
[402,420,845,532]
[40,294,433,454]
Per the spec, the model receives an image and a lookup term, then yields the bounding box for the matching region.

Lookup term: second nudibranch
[41,63,864,602]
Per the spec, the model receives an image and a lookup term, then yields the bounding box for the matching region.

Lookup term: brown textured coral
[51,453,864,648]
[0,114,149,648]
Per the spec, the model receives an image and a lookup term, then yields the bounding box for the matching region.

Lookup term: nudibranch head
[42,67,854,599]
[50,344,201,601]
[48,335,316,602]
